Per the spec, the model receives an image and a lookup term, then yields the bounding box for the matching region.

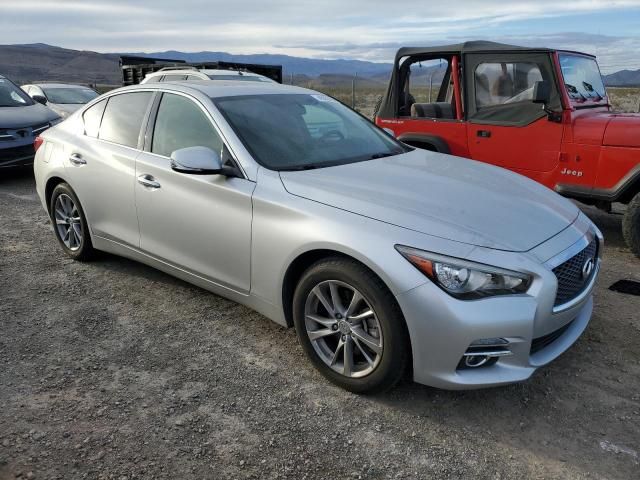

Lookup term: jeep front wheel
[623,191,640,258]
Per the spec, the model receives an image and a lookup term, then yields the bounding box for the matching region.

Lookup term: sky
[2,0,640,73]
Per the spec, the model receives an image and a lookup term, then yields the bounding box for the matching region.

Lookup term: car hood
[0,103,60,129]
[572,109,640,147]
[279,149,579,252]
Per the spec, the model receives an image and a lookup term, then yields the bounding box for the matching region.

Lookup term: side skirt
[92,235,287,327]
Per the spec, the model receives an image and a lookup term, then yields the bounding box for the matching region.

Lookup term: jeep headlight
[395,245,531,299]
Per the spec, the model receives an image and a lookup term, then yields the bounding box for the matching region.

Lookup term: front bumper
[0,144,36,168]
[396,220,601,390]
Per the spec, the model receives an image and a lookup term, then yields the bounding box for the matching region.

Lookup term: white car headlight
[395,245,531,299]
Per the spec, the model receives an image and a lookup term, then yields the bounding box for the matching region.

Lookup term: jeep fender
[396,134,451,154]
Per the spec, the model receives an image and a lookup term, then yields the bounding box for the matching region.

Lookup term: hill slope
[603,69,640,87]
[0,43,120,84]
[124,50,392,77]
[0,43,637,88]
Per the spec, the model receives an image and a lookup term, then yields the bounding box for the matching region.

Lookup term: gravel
[1,168,639,479]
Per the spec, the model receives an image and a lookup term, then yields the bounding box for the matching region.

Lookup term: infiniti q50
[33,81,602,392]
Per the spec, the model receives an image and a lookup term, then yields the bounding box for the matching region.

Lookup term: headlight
[395,245,531,299]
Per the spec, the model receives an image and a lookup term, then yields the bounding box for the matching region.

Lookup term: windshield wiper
[368,150,405,160]
[582,81,604,101]
[565,83,587,101]
[280,164,319,171]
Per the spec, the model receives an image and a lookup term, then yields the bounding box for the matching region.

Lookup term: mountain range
[0,43,638,87]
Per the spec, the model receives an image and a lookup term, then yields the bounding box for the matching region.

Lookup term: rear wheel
[623,192,640,258]
[50,183,95,261]
[292,257,409,393]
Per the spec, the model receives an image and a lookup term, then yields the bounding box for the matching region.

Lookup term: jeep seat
[411,102,455,119]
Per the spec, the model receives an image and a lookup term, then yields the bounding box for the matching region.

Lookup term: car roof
[116,80,311,98]
[147,69,266,78]
[199,69,263,77]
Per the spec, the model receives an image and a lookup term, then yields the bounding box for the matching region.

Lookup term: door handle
[137,174,161,189]
[477,130,492,138]
[69,153,86,166]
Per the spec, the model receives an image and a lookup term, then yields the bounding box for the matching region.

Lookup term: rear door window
[151,93,222,158]
[83,99,107,138]
[99,92,152,148]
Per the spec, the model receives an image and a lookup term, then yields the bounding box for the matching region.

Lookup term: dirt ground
[0,167,639,480]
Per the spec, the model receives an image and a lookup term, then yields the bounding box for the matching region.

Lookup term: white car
[22,83,99,119]
[141,68,276,85]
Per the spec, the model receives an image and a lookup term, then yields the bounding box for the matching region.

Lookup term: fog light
[458,338,513,370]
[464,355,490,368]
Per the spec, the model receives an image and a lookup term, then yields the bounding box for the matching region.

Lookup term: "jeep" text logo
[561,168,583,177]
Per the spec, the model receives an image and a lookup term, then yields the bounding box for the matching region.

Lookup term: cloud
[1,0,639,71]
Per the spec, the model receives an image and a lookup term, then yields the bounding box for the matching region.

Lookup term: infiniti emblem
[581,257,595,280]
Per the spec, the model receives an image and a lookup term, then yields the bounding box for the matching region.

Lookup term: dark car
[0,74,61,168]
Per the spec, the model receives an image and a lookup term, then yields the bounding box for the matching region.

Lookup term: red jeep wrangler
[375,41,640,256]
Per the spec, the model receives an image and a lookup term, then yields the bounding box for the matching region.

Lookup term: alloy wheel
[53,194,83,251]
[304,280,383,378]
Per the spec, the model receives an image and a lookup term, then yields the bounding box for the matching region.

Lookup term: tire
[623,191,640,258]
[292,257,409,394]
[49,183,95,261]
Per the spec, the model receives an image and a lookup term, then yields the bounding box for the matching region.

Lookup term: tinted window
[99,92,152,148]
[162,74,187,82]
[83,99,107,138]
[214,93,406,170]
[152,93,222,157]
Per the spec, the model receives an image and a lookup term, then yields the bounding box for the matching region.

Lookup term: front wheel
[49,183,95,261]
[623,192,640,258]
[292,257,409,393]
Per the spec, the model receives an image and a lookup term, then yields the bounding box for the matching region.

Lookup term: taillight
[34,136,44,153]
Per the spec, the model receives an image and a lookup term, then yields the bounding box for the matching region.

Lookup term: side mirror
[32,94,47,105]
[532,81,551,104]
[170,146,223,175]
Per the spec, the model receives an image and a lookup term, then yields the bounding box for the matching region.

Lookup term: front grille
[0,144,35,165]
[552,239,598,306]
[530,320,574,354]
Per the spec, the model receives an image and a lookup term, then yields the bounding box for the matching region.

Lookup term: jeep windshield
[559,54,607,106]
[0,77,33,107]
[213,93,408,171]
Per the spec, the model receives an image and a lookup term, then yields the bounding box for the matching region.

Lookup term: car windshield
[207,74,271,82]
[0,77,33,107]
[559,54,607,104]
[43,87,99,104]
[214,93,408,170]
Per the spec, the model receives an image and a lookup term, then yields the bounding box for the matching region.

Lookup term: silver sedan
[33,81,602,393]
